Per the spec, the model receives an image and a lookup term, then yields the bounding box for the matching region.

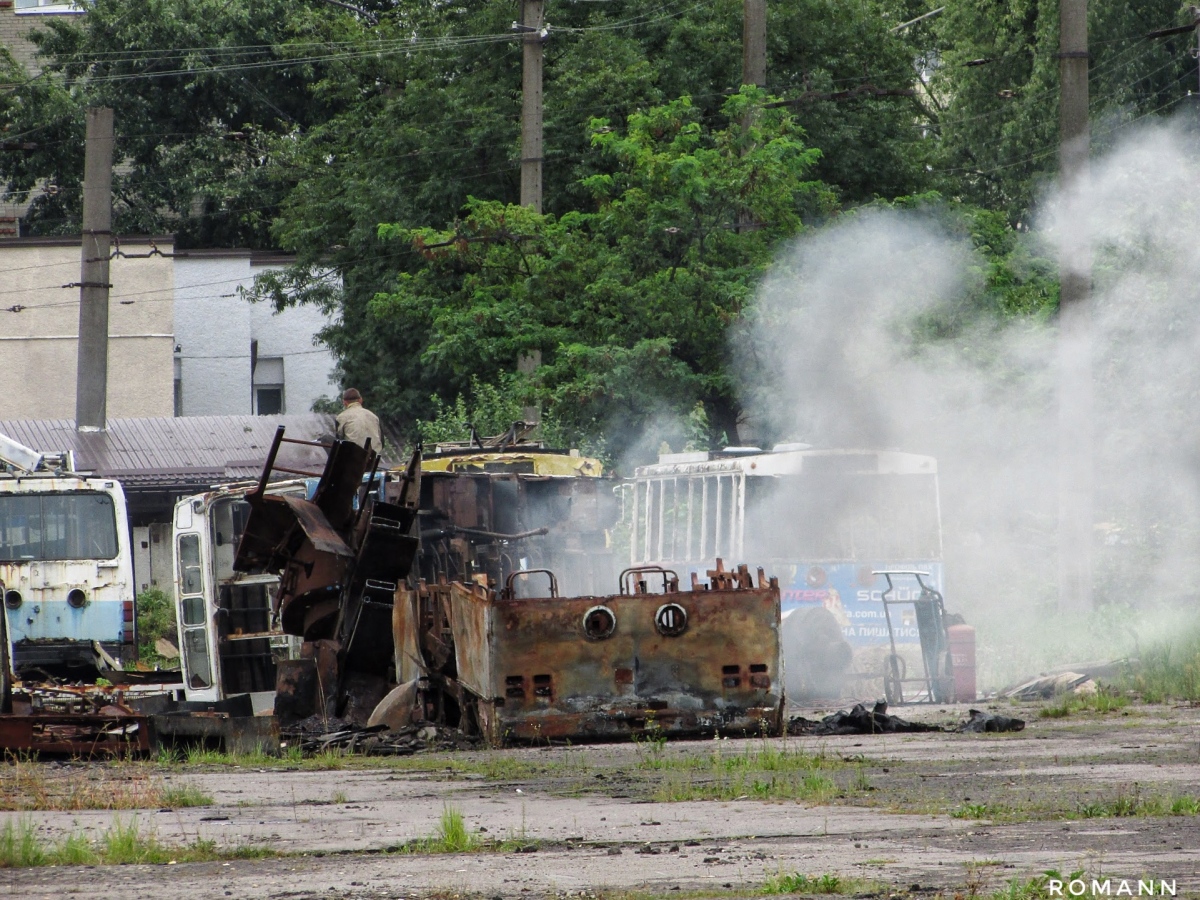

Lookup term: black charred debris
[787,702,1024,736]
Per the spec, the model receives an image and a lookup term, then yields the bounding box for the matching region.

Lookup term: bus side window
[179,533,204,599]
[176,532,212,688]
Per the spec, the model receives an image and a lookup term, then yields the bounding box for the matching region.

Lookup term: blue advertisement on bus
[776,561,943,647]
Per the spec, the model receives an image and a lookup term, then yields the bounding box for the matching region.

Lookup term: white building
[173,250,337,417]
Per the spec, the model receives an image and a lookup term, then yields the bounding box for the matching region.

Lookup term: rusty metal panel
[447,583,493,700]
[443,566,782,742]
[0,712,149,756]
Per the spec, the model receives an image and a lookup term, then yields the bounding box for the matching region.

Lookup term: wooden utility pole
[743,0,766,87]
[1056,0,1092,612]
[519,0,544,212]
[75,107,114,433]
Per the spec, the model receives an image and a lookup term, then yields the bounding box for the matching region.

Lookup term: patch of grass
[1038,686,1130,718]
[951,802,993,820]
[0,817,277,868]
[1120,626,1200,702]
[0,818,46,867]
[404,805,479,854]
[1075,785,1200,818]
[645,741,863,803]
[159,782,213,808]
[331,790,349,804]
[0,755,210,811]
[762,872,851,894]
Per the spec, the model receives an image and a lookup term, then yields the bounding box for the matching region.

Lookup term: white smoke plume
[742,120,1200,687]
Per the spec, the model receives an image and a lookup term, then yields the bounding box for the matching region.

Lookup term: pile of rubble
[282,720,484,756]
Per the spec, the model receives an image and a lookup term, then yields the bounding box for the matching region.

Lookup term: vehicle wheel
[883,653,905,706]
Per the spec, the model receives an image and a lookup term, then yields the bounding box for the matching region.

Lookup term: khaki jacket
[335,402,382,452]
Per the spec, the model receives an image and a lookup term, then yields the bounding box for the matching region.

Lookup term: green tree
[0,0,341,246]
[929,0,1195,218]
[371,89,831,459]
[250,1,935,422]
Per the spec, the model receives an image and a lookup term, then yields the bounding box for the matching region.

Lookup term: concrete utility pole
[519,0,544,212]
[743,0,767,88]
[1056,0,1092,612]
[75,107,115,433]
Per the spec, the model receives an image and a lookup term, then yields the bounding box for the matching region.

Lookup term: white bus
[0,435,136,674]
[628,446,943,698]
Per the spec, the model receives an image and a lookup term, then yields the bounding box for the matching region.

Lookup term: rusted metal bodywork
[0,679,149,756]
[417,466,618,599]
[232,428,420,723]
[399,561,784,742]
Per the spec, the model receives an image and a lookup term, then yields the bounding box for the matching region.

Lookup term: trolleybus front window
[0,492,119,561]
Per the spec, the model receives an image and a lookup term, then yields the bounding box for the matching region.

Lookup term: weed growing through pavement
[762,872,865,894]
[947,785,1200,823]
[403,805,479,854]
[643,739,875,803]
[0,754,211,811]
[0,816,276,868]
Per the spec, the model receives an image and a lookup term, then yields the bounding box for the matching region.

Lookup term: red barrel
[947,624,977,702]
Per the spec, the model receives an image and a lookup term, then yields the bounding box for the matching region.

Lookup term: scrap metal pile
[237,432,785,744]
[0,681,148,756]
[233,431,421,728]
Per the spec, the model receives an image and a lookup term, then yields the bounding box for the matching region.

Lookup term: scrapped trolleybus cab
[628,445,944,701]
[0,434,136,675]
[172,480,304,710]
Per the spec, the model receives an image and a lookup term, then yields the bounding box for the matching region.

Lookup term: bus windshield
[0,492,119,561]
[745,473,940,561]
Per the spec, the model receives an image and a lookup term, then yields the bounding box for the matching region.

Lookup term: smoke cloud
[742,120,1200,687]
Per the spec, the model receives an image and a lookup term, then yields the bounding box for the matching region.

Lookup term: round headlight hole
[654,603,688,637]
[67,589,88,609]
[582,605,617,640]
[4,590,21,610]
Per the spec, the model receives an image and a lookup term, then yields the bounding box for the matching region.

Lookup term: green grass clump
[404,805,479,853]
[951,802,993,820]
[1122,632,1200,703]
[0,817,276,868]
[763,872,846,894]
[645,740,861,803]
[1038,685,1130,718]
[159,782,213,808]
[1075,786,1200,819]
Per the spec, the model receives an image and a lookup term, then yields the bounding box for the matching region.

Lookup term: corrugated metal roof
[0,415,340,488]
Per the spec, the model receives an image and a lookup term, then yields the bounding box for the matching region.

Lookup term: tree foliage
[929,0,1196,218]
[371,89,829,457]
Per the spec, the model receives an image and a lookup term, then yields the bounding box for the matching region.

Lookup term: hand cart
[875,570,954,705]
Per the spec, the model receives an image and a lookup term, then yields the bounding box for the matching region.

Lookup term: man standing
[335,388,382,452]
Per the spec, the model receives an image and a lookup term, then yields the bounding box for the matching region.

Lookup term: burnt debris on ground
[787,701,1024,736]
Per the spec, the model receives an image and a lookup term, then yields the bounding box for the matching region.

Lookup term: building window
[253,356,284,415]
[255,388,283,415]
[15,0,88,13]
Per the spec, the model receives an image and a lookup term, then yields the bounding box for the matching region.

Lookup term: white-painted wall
[173,252,337,417]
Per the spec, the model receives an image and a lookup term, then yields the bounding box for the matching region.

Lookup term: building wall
[173,252,337,417]
[0,237,175,419]
[0,1,83,73]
